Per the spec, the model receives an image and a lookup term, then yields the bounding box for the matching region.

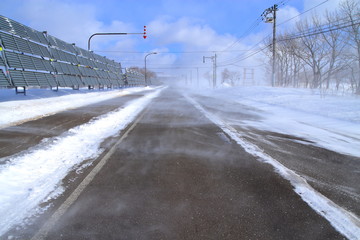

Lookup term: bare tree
[296,16,332,89]
[340,0,360,94]
[203,71,212,87]
[321,10,349,89]
[287,38,302,87]
[129,66,157,80]
[221,68,241,86]
[276,32,298,87]
[262,0,359,94]
[221,68,230,84]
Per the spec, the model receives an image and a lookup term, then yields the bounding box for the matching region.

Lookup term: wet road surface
[2,87,352,239]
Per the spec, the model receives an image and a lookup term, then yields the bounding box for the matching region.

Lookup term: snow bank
[190,86,360,157]
[0,87,149,129]
[0,88,163,235]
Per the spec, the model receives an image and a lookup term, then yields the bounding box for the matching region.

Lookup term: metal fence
[0,15,145,93]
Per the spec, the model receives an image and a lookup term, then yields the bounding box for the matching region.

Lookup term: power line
[142,66,211,70]
[217,18,360,67]
[223,18,360,66]
[282,18,360,37]
[216,0,352,67]
[118,0,356,72]
[92,50,254,54]
[217,38,268,65]
[219,0,293,54]
[218,44,271,67]
[218,17,263,53]
[277,0,329,27]
[277,0,292,7]
[278,18,360,42]
[147,6,358,70]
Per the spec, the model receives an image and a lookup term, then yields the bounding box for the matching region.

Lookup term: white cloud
[148,16,236,51]
[14,0,136,51]
[147,48,177,66]
[16,0,101,49]
[2,1,268,85]
[145,16,267,86]
[277,6,302,31]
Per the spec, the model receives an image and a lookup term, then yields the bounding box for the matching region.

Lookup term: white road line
[31,109,147,240]
[185,94,360,240]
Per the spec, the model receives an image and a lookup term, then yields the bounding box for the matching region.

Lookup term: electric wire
[218,17,263,53]
[217,0,334,66]
[218,17,360,66]
[219,0,292,55]
[218,2,358,66]
[277,0,329,27]
[278,19,360,42]
[95,0,321,65]
[92,50,253,54]
[122,17,359,69]
[107,0,355,72]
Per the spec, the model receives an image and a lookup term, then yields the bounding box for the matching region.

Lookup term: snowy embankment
[0,87,163,235]
[192,86,360,158]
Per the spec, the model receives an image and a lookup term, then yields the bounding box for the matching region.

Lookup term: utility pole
[214,54,217,88]
[196,67,199,88]
[262,4,278,87]
[243,68,255,85]
[190,70,193,85]
[203,54,217,88]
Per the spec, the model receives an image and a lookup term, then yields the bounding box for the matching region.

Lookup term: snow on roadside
[209,86,360,123]
[0,87,151,129]
[185,94,360,240]
[0,88,163,236]
[190,86,360,158]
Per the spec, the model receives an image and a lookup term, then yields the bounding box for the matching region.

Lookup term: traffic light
[143,26,147,39]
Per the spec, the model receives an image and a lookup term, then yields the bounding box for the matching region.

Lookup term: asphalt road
[2,87,351,239]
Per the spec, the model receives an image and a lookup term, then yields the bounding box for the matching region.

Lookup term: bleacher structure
[0,15,145,94]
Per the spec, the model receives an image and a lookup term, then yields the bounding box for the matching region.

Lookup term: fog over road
[2,87,357,239]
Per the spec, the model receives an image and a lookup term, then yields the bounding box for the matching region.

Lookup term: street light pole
[203,55,217,88]
[87,32,144,51]
[145,52,157,86]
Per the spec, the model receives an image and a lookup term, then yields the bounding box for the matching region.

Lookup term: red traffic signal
[143,26,147,39]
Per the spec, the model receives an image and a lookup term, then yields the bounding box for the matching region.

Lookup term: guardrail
[0,15,145,94]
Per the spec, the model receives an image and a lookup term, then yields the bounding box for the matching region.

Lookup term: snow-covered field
[190,86,360,158]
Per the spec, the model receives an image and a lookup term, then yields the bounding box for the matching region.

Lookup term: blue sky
[0,0,343,82]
